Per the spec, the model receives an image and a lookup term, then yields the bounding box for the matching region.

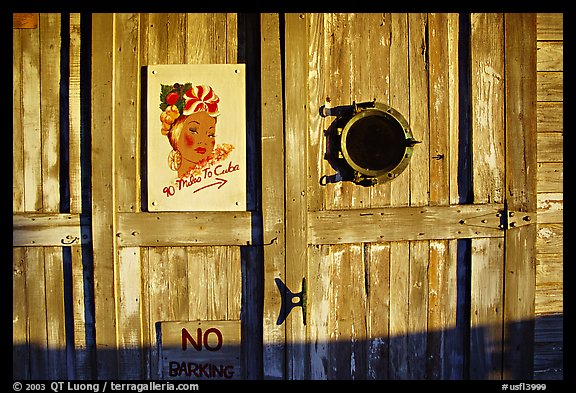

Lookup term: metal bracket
[503,210,535,230]
[459,208,535,231]
[275,277,306,326]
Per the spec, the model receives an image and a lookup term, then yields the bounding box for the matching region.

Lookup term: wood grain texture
[471,13,505,205]
[260,13,286,380]
[537,41,563,71]
[537,72,563,102]
[536,102,562,133]
[91,13,118,379]
[536,14,563,41]
[39,14,61,213]
[503,14,538,380]
[309,204,505,244]
[13,213,89,247]
[116,211,252,246]
[284,13,309,380]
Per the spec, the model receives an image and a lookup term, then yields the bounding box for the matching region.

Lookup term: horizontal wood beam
[308,204,508,244]
[13,213,91,246]
[116,211,254,246]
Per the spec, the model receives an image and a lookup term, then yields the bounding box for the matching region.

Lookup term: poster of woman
[146,64,246,211]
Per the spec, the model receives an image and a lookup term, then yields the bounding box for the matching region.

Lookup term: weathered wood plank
[117,247,144,380]
[307,244,330,379]
[69,13,83,213]
[503,14,538,379]
[448,14,460,205]
[535,254,563,315]
[91,13,118,379]
[226,246,242,320]
[365,242,390,380]
[537,162,563,193]
[428,239,462,379]
[388,241,410,379]
[146,247,169,380]
[71,245,97,379]
[536,13,563,41]
[366,13,392,208]
[260,13,286,380]
[407,240,428,379]
[470,237,504,380]
[13,29,25,212]
[306,13,325,212]
[39,14,61,212]
[25,247,48,379]
[13,213,90,247]
[389,13,410,207]
[471,13,505,205]
[284,12,309,379]
[116,211,252,246]
[536,224,563,254]
[537,102,562,133]
[537,193,563,224]
[114,13,141,213]
[44,247,67,379]
[428,13,451,207]
[308,204,505,244]
[408,13,430,207]
[22,26,43,212]
[537,133,563,163]
[537,72,563,102]
[13,248,29,379]
[323,13,352,210]
[537,41,563,71]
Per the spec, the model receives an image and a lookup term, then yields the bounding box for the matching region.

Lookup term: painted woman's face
[177,111,217,164]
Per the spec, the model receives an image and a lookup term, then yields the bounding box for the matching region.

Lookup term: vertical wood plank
[365,242,390,379]
[427,13,461,380]
[13,247,29,379]
[388,13,411,381]
[408,240,428,379]
[44,247,67,379]
[117,247,144,379]
[389,13,410,207]
[503,13,537,380]
[408,13,430,380]
[226,13,238,64]
[13,29,25,212]
[39,13,61,212]
[470,13,506,380]
[388,241,410,379]
[306,12,325,212]
[147,247,168,379]
[22,26,43,212]
[91,13,118,379]
[114,13,141,213]
[307,244,330,379]
[367,13,392,208]
[306,14,328,380]
[187,246,208,321]
[69,13,83,213]
[167,247,189,321]
[471,13,505,205]
[323,13,352,210]
[408,13,430,208]
[71,245,97,379]
[25,247,48,379]
[448,14,460,205]
[470,238,504,379]
[227,246,242,320]
[284,12,309,380]
[428,13,450,207]
[260,13,286,380]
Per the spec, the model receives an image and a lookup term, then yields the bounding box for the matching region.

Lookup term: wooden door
[261,13,537,380]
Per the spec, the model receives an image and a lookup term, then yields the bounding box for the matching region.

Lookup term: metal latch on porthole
[275,277,306,326]
[320,100,420,187]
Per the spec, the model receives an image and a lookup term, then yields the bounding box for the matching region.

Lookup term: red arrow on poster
[193,177,228,194]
